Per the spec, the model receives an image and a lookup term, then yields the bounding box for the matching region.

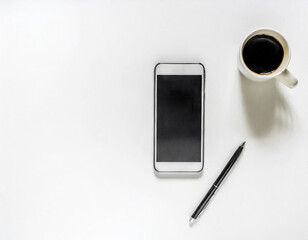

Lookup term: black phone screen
[156,75,202,162]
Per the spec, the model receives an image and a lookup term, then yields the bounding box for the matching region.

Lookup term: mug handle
[276,69,298,88]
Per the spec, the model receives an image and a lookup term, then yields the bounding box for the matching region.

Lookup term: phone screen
[156,75,202,162]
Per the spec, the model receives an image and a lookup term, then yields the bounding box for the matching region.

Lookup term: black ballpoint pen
[189,141,246,225]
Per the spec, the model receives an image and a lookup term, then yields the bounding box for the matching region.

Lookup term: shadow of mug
[239,71,293,138]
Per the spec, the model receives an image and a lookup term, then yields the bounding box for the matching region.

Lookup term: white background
[1,0,308,239]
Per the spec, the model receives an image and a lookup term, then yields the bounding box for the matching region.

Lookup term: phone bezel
[154,63,205,173]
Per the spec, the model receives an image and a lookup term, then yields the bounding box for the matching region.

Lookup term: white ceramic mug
[238,29,298,88]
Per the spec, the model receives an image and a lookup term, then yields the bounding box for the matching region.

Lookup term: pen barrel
[213,147,243,187]
[190,142,245,222]
[191,185,217,219]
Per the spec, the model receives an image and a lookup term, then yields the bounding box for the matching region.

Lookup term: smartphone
[154,63,205,173]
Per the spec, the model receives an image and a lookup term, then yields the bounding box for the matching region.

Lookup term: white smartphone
[154,63,205,174]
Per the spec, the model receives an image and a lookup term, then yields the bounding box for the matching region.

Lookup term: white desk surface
[1,1,308,239]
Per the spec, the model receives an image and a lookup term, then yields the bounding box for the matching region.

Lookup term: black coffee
[243,34,284,74]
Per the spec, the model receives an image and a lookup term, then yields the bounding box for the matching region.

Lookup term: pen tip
[241,141,246,147]
[189,217,195,225]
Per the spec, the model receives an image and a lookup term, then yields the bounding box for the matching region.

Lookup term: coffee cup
[238,29,298,88]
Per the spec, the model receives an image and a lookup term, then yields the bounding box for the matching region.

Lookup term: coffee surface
[243,34,284,74]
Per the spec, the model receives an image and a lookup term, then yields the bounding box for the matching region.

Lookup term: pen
[189,141,246,224]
